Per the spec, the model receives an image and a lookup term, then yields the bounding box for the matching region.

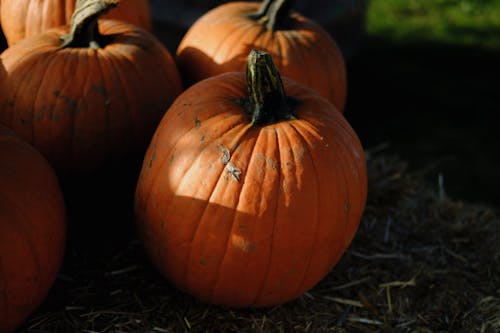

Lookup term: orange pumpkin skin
[0,125,66,333]
[0,19,183,174]
[0,0,152,46]
[176,2,347,111]
[135,70,366,307]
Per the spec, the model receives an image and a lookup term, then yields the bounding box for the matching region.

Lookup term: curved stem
[249,0,296,31]
[245,50,297,126]
[60,0,119,49]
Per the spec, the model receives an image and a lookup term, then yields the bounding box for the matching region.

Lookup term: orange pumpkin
[0,124,66,333]
[135,50,366,307]
[176,0,347,111]
[0,0,182,174]
[0,0,152,46]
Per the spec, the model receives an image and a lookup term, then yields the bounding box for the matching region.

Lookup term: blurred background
[1,0,498,209]
[347,0,500,209]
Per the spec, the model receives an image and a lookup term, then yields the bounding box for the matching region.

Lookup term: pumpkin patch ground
[11,152,499,332]
[1,1,499,332]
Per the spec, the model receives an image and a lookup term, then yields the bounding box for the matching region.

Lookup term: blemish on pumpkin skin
[145,138,158,169]
[217,144,242,180]
[218,144,231,164]
[199,259,209,266]
[176,103,191,116]
[147,150,156,169]
[282,179,289,193]
[320,137,329,148]
[255,153,266,162]
[284,146,305,161]
[231,234,256,253]
[137,44,150,52]
[352,147,361,159]
[53,90,77,113]
[226,162,241,181]
[20,118,30,125]
[195,117,201,128]
[33,109,44,122]
[91,83,106,96]
[295,148,306,161]
[267,158,278,170]
[5,99,15,109]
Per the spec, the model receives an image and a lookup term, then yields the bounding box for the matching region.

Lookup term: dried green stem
[245,50,297,126]
[249,0,296,31]
[60,0,119,49]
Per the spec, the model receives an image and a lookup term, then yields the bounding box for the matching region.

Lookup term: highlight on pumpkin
[176,0,347,112]
[135,49,367,308]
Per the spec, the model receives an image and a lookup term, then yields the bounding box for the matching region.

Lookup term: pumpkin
[0,0,182,174]
[0,124,66,333]
[176,0,347,111]
[0,0,152,46]
[135,50,367,307]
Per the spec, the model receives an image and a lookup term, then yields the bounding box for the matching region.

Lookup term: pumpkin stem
[249,0,296,31]
[245,50,297,126]
[60,0,120,49]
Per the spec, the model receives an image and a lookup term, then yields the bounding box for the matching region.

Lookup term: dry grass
[19,150,499,333]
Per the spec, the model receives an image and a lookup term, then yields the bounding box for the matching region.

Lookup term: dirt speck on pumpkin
[232,234,256,252]
[218,144,231,165]
[195,117,202,128]
[267,158,278,170]
[147,153,155,169]
[226,161,241,182]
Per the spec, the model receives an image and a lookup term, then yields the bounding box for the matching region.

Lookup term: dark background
[345,36,500,209]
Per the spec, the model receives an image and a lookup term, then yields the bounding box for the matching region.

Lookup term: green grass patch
[366,0,500,49]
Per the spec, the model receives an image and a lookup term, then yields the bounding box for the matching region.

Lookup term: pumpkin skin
[176,1,347,111]
[0,18,183,174]
[0,0,152,46]
[135,54,366,307]
[0,125,66,333]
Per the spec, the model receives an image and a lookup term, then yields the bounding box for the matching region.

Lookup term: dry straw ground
[20,150,499,333]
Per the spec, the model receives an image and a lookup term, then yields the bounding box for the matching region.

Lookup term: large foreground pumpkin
[0,125,66,333]
[177,0,347,111]
[0,0,152,46]
[135,50,367,307]
[0,0,182,174]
